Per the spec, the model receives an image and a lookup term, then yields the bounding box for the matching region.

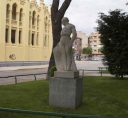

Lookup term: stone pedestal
[49,71,83,109]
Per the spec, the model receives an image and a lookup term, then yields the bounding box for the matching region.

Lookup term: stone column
[16,28,19,44]
[34,32,36,46]
[35,17,37,46]
[29,15,32,45]
[29,31,32,46]
[8,9,12,44]
[16,12,19,44]
[29,14,32,29]
[22,12,25,44]
[36,33,39,46]
[47,22,50,47]
[35,17,37,29]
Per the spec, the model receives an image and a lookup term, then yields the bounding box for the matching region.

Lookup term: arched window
[12,3,17,20]
[19,30,22,44]
[5,28,9,43]
[31,33,34,45]
[6,4,10,19]
[11,29,16,44]
[19,8,23,21]
[32,11,36,25]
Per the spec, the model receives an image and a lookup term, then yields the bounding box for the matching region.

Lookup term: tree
[82,47,92,55]
[97,9,128,78]
[98,47,103,53]
[48,0,72,76]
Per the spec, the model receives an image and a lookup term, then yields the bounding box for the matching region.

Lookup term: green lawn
[0,76,128,118]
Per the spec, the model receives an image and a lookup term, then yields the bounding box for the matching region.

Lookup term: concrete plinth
[49,71,83,109]
[54,71,79,78]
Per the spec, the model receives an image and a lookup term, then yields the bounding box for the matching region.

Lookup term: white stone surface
[53,17,77,71]
[54,71,79,78]
[49,77,83,108]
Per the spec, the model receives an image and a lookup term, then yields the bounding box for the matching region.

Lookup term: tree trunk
[47,0,72,77]
[120,74,124,79]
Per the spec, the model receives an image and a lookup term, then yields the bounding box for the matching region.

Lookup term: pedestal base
[49,71,83,109]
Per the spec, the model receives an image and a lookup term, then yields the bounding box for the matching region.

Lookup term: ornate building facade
[0,0,52,61]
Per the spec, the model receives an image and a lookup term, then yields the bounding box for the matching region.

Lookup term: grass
[0,76,128,118]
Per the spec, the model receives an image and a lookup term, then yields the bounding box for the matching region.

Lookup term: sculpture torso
[53,20,77,71]
[61,24,72,36]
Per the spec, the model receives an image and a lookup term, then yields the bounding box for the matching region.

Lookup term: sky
[38,0,128,35]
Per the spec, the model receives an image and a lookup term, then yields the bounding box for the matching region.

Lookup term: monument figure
[53,17,77,71]
[49,18,83,109]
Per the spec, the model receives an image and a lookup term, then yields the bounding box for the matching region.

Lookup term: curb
[0,65,48,71]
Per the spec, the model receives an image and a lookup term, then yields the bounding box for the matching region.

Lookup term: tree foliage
[97,9,128,78]
[98,47,103,53]
[82,47,92,55]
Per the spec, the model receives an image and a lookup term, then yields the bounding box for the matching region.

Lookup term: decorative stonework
[9,54,16,60]
[0,0,52,61]
[20,0,26,5]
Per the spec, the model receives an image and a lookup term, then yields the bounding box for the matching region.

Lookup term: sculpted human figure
[53,17,77,71]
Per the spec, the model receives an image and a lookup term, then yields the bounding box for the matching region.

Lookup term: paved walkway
[0,65,48,71]
[0,61,113,85]
[0,65,48,85]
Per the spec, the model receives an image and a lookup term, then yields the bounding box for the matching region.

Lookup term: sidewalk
[0,65,48,71]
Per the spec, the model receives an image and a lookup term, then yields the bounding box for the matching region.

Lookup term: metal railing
[0,67,109,85]
[98,67,108,76]
[79,67,109,77]
[0,73,47,84]
[0,66,109,86]
[0,107,115,118]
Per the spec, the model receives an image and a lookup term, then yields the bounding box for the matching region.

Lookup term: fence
[0,73,47,84]
[0,67,109,85]
[0,107,115,118]
[79,67,109,77]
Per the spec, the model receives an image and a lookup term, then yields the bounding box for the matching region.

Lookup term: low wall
[0,61,49,67]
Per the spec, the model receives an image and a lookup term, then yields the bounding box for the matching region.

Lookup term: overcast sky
[38,0,128,35]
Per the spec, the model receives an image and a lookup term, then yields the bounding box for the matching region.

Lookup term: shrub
[49,66,57,77]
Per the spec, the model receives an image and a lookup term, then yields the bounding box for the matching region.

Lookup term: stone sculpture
[50,18,83,109]
[53,17,77,71]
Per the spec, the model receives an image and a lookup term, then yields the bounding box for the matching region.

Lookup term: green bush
[49,66,57,77]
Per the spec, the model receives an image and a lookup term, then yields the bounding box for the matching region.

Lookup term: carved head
[62,17,69,26]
